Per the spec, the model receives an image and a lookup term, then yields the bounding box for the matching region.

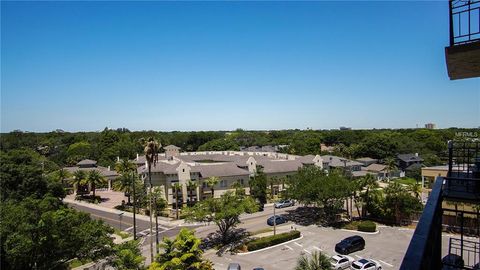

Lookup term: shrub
[357,221,377,232]
[246,230,301,251]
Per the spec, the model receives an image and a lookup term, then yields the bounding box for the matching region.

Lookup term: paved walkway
[66,190,129,209]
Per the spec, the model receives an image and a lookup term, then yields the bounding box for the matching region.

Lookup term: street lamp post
[119,212,124,231]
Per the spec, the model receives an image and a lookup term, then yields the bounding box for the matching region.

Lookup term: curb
[237,233,304,256]
[340,229,380,235]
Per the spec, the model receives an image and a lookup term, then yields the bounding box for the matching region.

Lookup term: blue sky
[1,1,479,132]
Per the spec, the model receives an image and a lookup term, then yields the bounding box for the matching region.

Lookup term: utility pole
[273,204,276,236]
[148,164,154,263]
[154,196,159,255]
[132,172,137,240]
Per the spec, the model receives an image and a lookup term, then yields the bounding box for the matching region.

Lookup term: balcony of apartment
[400,141,480,270]
[445,0,480,80]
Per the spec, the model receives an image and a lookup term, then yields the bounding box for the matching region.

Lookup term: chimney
[117,156,120,162]
[136,153,139,160]
[415,153,419,157]
[108,166,111,171]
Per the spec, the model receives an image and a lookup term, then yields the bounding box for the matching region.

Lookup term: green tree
[85,170,106,199]
[115,159,137,175]
[384,182,423,225]
[249,167,267,206]
[72,170,87,194]
[109,240,145,270]
[295,251,332,270]
[205,176,219,198]
[66,141,92,164]
[184,191,258,244]
[115,173,135,204]
[51,168,71,187]
[384,157,398,181]
[0,196,114,270]
[0,149,62,201]
[149,228,213,270]
[356,174,379,217]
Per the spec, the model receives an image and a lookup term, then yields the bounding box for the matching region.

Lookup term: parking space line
[313,246,322,251]
[355,255,362,259]
[124,226,133,231]
[284,245,293,250]
[303,249,311,254]
[379,260,394,267]
[294,242,303,247]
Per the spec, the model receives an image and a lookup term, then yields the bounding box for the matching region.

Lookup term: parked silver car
[274,199,295,208]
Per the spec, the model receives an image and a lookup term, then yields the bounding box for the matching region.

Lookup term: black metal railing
[449,237,480,268]
[449,0,480,46]
[399,177,444,270]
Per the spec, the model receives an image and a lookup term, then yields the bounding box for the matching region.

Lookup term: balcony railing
[449,0,480,46]
[399,177,444,270]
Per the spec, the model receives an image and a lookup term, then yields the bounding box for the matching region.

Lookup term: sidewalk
[64,198,185,227]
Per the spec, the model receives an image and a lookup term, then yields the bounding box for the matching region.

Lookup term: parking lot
[204,223,465,270]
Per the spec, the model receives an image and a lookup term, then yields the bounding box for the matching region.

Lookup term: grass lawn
[394,177,418,186]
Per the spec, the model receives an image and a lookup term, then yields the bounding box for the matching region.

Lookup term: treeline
[1,127,477,169]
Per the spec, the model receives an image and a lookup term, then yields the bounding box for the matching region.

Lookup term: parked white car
[350,258,382,270]
[330,254,354,270]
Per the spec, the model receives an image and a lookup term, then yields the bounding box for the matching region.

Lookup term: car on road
[335,235,365,255]
[252,268,265,270]
[227,263,241,270]
[350,258,382,270]
[267,215,287,226]
[274,199,295,208]
[330,254,354,270]
[441,254,464,269]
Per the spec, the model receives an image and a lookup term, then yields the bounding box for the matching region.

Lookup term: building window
[182,169,185,172]
[220,180,227,187]
[238,179,244,185]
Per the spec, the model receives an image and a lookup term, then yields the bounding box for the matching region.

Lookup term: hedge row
[246,230,301,251]
[357,221,377,232]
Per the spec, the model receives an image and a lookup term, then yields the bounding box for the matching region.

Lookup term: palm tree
[86,170,106,199]
[205,176,219,198]
[295,251,332,270]
[359,173,379,217]
[115,159,137,175]
[144,137,161,263]
[72,170,87,195]
[408,182,422,200]
[385,157,398,181]
[54,168,71,187]
[114,174,134,204]
[186,181,198,206]
[172,182,182,220]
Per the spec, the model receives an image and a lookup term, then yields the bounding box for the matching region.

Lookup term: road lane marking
[89,213,133,227]
[379,260,394,267]
[313,246,322,251]
[355,255,362,259]
[303,249,311,254]
[294,242,303,247]
[284,245,293,250]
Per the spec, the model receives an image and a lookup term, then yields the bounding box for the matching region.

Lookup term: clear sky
[1,1,479,132]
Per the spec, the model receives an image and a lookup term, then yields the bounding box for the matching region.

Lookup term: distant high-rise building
[425,123,436,129]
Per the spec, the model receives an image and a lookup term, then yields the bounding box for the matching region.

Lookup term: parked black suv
[334,235,365,255]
